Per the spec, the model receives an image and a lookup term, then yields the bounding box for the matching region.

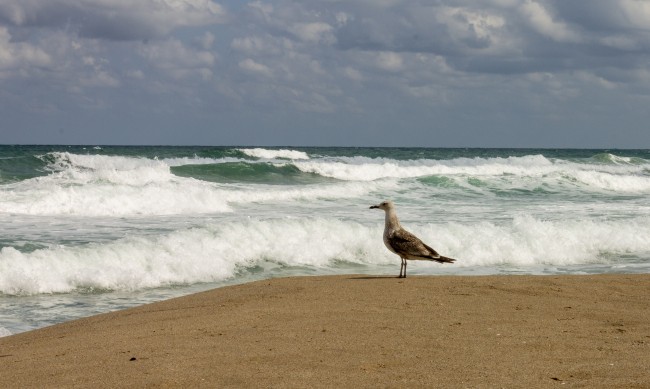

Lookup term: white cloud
[599,34,639,51]
[231,36,266,54]
[343,66,363,81]
[231,35,293,56]
[239,58,273,78]
[288,22,336,44]
[335,12,352,27]
[0,27,51,72]
[519,1,582,43]
[619,0,650,30]
[140,39,215,80]
[434,6,511,53]
[78,54,120,87]
[376,52,403,71]
[248,1,274,23]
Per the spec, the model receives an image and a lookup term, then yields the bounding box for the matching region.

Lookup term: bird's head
[369,200,394,211]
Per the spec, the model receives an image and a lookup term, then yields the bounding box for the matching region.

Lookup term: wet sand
[1,274,649,388]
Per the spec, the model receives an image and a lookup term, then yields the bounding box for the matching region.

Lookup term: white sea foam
[0,155,392,216]
[0,326,12,337]
[432,215,650,266]
[1,153,231,215]
[0,152,389,216]
[238,148,310,160]
[568,170,650,192]
[162,156,243,167]
[293,155,555,181]
[0,219,385,295]
[2,152,222,216]
[45,152,164,172]
[3,151,650,218]
[0,180,232,216]
[225,180,396,206]
[0,177,386,216]
[292,154,650,193]
[40,152,174,185]
[2,215,648,295]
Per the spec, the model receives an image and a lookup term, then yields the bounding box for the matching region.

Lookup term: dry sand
[1,274,649,388]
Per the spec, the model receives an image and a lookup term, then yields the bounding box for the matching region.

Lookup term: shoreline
[2,274,649,387]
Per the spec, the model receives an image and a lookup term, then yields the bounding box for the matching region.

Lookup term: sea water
[1,146,649,336]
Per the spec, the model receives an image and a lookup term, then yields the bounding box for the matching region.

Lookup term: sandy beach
[1,274,649,388]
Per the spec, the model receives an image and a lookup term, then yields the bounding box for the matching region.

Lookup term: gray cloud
[0,0,649,146]
[0,0,226,41]
[327,0,650,75]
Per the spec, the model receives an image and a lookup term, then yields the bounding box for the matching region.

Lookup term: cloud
[78,55,120,87]
[0,27,51,73]
[618,0,650,29]
[376,51,403,71]
[238,58,273,78]
[519,0,581,43]
[231,34,293,56]
[288,22,336,44]
[139,39,215,80]
[0,0,226,41]
[198,31,215,50]
[343,66,363,81]
[334,3,513,55]
[1,0,650,146]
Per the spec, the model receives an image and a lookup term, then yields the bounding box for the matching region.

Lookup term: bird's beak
[369,205,379,209]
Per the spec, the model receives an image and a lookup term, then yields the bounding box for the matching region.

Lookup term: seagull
[370,200,456,278]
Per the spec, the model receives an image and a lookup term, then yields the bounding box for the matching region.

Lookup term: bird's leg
[399,258,406,278]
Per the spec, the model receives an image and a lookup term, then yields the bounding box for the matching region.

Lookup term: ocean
[1,146,649,336]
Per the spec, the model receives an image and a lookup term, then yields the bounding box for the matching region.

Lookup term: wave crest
[291,154,650,193]
[238,148,310,160]
[1,152,387,216]
[2,215,648,295]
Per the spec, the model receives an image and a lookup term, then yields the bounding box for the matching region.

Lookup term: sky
[1,0,650,147]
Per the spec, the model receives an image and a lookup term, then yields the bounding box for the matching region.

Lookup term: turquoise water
[1,146,649,336]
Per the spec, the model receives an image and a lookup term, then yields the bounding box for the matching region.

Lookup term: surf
[2,214,649,295]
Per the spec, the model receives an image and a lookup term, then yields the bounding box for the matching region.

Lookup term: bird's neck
[385,209,401,231]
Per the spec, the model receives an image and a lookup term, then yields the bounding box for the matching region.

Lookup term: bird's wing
[421,242,440,257]
[388,228,439,259]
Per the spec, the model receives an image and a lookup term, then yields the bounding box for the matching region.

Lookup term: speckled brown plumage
[370,200,455,278]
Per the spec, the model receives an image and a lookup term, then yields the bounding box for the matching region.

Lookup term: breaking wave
[2,215,649,295]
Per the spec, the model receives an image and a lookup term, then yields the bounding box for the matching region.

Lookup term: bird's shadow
[348,275,401,280]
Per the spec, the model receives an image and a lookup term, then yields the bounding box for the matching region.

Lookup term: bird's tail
[433,255,456,264]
